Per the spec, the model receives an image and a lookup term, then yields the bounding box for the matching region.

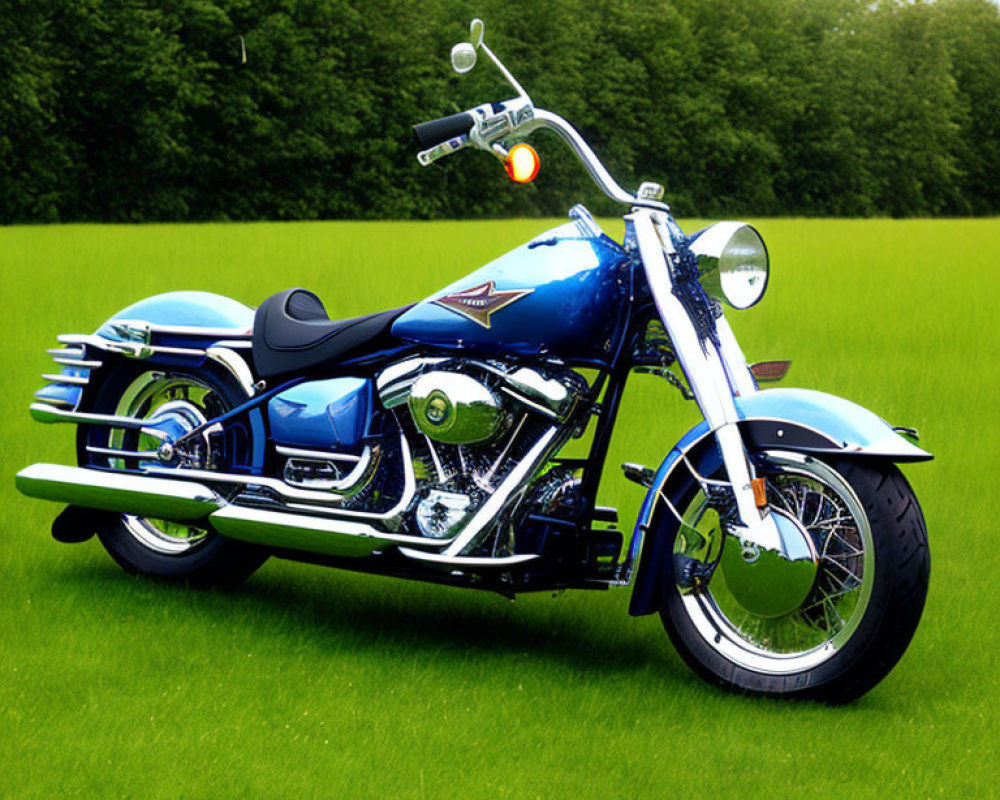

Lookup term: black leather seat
[252,288,412,379]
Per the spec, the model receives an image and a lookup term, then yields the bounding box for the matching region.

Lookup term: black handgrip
[413,111,475,149]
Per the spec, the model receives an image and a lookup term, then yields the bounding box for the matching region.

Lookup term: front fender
[628,387,931,616]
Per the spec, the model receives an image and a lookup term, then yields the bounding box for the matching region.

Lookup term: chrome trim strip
[56,334,205,359]
[14,463,223,520]
[43,373,88,386]
[86,445,160,460]
[108,319,251,337]
[52,357,103,369]
[141,345,206,357]
[48,347,84,359]
[29,403,167,439]
[398,548,539,567]
[213,339,253,349]
[58,334,105,346]
[275,445,362,463]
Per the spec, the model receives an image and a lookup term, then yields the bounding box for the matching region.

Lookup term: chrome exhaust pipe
[15,463,224,521]
[208,505,446,558]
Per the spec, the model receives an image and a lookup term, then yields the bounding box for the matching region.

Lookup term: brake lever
[417,134,471,166]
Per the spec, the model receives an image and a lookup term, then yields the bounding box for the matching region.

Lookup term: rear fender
[35,292,266,469]
[628,387,932,616]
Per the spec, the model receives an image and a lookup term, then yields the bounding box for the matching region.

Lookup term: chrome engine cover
[408,371,504,444]
[415,490,473,538]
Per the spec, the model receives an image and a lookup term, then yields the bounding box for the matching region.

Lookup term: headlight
[688,222,769,309]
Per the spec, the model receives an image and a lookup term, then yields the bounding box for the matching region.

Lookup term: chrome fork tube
[714,315,758,398]
[629,209,781,553]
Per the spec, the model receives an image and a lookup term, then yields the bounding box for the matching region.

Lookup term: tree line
[2,0,999,222]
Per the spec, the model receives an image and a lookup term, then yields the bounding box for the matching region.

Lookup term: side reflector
[749,360,791,383]
[752,477,768,508]
[505,143,540,183]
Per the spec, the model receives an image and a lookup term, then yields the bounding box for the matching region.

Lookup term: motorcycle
[15,19,930,702]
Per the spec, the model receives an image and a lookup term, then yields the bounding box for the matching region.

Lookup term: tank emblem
[433,281,533,328]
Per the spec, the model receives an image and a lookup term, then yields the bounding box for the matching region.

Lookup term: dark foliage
[1,0,998,221]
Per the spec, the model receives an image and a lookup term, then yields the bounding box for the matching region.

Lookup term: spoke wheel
[79,364,267,587]
[678,453,873,674]
[102,371,225,555]
[660,451,929,702]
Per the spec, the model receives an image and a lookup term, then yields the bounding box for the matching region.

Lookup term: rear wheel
[660,452,929,702]
[79,364,267,588]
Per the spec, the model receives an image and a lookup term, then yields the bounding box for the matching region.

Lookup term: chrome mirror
[451,42,477,74]
[470,18,484,49]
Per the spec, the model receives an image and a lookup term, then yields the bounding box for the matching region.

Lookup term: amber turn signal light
[504,143,540,183]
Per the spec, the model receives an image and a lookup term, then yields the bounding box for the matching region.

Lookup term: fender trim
[627,388,932,616]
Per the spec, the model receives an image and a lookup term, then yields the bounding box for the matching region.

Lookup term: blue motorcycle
[16,20,930,702]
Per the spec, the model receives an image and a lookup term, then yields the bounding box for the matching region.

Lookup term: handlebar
[413,111,475,150]
[415,98,669,212]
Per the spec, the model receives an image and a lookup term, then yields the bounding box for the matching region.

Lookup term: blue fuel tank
[391,217,630,360]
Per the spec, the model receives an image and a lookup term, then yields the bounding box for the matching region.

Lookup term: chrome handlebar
[417,97,669,212]
[522,109,669,212]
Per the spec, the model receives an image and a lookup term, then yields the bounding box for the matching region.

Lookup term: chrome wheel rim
[101,372,227,556]
[675,452,874,675]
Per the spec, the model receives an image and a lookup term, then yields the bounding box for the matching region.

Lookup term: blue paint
[628,419,710,564]
[268,377,372,451]
[392,221,628,359]
[96,291,254,339]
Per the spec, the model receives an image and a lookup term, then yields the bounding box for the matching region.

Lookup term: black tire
[78,362,268,588]
[660,452,929,703]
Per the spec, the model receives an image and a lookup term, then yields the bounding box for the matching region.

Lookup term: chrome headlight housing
[688,222,769,309]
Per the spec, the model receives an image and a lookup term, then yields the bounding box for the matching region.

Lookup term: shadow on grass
[56,556,691,684]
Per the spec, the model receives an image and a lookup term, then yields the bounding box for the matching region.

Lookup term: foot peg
[621,462,654,488]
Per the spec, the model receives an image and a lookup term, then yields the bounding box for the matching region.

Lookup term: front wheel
[660,452,929,703]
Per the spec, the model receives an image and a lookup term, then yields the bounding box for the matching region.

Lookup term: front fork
[627,209,784,556]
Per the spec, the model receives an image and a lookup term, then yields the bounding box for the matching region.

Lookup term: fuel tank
[392,215,630,360]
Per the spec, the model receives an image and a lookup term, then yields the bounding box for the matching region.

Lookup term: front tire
[79,363,268,588]
[660,452,929,703]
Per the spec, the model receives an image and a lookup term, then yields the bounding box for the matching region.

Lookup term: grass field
[1,218,998,798]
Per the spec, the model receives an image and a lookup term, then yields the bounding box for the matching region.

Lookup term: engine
[377,358,588,543]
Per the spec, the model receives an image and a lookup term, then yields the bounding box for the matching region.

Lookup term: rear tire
[660,453,929,703]
[79,363,268,588]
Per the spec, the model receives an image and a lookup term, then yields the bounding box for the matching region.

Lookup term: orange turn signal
[504,143,540,183]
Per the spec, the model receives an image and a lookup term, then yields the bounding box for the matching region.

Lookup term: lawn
[1,217,997,797]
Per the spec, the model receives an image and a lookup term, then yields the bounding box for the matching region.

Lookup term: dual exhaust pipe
[14,463,447,562]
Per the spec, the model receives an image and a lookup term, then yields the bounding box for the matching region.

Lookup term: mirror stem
[479,42,531,102]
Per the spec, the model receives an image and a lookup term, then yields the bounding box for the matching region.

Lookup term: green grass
[1,218,998,797]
